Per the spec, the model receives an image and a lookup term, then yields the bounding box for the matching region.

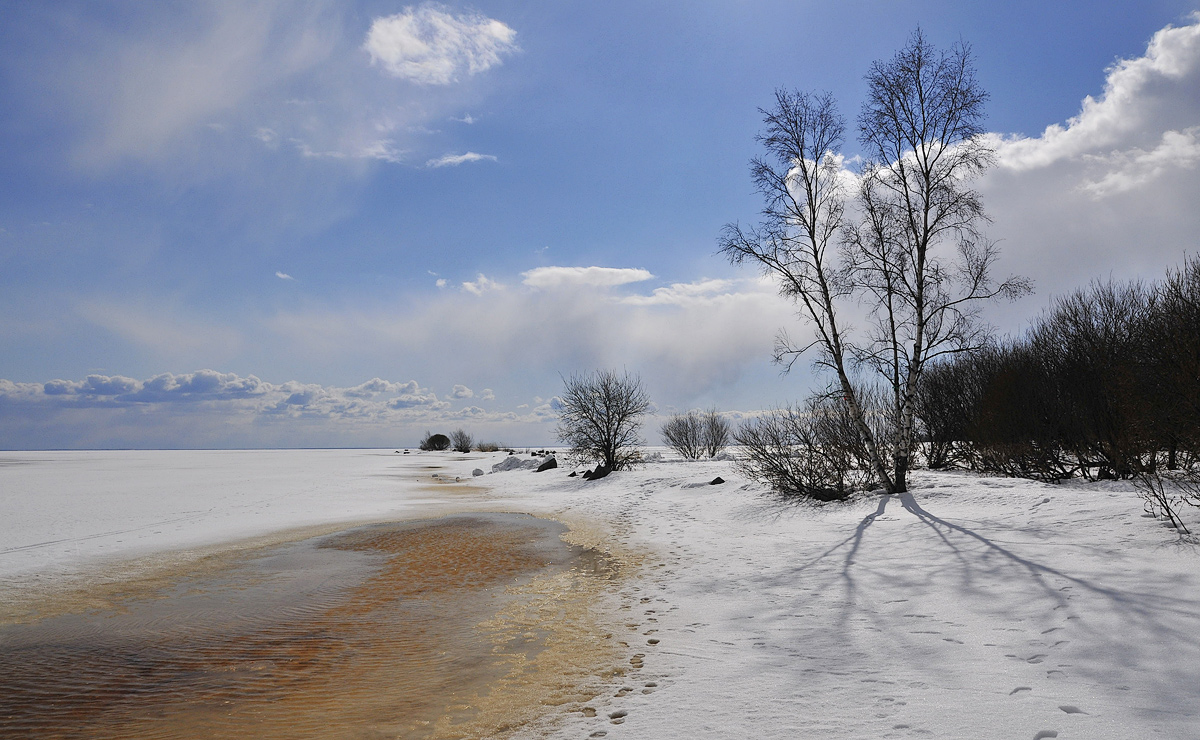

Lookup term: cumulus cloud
[521,266,655,289]
[0,370,539,422]
[480,388,495,401]
[462,274,504,295]
[977,14,1200,328]
[993,18,1200,174]
[621,279,736,306]
[276,271,294,280]
[1078,126,1200,196]
[0,369,568,449]
[364,4,518,85]
[425,151,498,168]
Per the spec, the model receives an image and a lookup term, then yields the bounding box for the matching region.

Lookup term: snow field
[2,449,1198,739]
[471,458,1200,740]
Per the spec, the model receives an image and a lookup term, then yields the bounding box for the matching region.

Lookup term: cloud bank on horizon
[2,6,1199,448]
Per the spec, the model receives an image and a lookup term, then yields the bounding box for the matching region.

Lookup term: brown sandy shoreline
[0,508,637,739]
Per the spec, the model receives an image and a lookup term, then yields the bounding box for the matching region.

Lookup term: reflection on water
[0,513,615,739]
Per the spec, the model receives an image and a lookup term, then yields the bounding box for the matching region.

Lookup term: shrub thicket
[912,256,1200,526]
[661,408,732,460]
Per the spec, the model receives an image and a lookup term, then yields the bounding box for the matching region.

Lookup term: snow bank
[491,454,545,473]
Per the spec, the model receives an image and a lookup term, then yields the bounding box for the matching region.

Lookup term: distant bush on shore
[661,409,731,460]
[418,431,451,451]
[450,428,473,453]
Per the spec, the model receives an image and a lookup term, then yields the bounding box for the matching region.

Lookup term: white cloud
[994,17,1200,173]
[1079,126,1200,196]
[0,369,557,448]
[435,278,447,288]
[275,271,294,280]
[30,1,515,175]
[359,139,405,164]
[364,4,518,85]
[65,0,343,168]
[462,274,504,295]
[426,151,498,168]
[621,278,735,306]
[480,388,495,401]
[452,114,476,124]
[522,266,655,289]
[976,14,1200,330]
[449,384,474,399]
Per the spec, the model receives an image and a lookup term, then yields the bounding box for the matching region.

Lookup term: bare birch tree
[850,29,1030,491]
[718,89,894,489]
[721,31,1028,494]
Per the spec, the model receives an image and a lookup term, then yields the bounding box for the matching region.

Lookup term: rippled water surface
[0,513,596,739]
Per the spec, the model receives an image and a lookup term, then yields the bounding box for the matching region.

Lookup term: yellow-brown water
[0,513,622,739]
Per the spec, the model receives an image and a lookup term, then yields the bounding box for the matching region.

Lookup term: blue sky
[2,1,1199,448]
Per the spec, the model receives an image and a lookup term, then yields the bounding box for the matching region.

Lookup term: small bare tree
[661,412,705,460]
[450,428,473,453]
[557,369,651,471]
[702,408,732,458]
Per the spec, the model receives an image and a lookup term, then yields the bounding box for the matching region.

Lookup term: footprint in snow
[1058,705,1087,714]
[609,710,628,724]
[1009,686,1032,695]
[1033,732,1058,739]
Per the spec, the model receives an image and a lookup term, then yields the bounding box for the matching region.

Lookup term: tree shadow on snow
[772,490,1200,714]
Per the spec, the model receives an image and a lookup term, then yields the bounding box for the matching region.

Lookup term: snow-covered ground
[3,449,1199,739]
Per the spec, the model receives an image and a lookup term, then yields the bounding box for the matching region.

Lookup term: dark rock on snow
[583,464,612,480]
[535,457,558,472]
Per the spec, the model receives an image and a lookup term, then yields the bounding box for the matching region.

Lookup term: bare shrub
[1134,468,1199,534]
[556,369,650,471]
[702,408,732,458]
[419,431,450,451]
[734,395,876,501]
[661,413,705,460]
[475,441,500,452]
[450,428,473,453]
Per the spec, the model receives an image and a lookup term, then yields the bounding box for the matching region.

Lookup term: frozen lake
[0,449,476,582]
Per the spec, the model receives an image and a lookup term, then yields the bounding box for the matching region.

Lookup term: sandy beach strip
[0,511,635,739]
